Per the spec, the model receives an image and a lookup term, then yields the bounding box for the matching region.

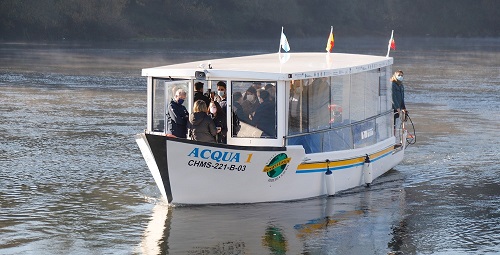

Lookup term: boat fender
[363,154,373,187]
[325,159,335,196]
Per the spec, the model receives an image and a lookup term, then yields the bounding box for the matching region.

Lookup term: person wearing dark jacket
[233,92,250,124]
[216,81,227,111]
[167,89,189,138]
[241,86,260,120]
[391,70,406,131]
[252,90,276,138]
[193,82,210,106]
[391,70,406,114]
[208,101,227,143]
[188,100,217,142]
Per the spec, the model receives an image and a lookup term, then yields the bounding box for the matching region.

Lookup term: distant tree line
[0,0,498,41]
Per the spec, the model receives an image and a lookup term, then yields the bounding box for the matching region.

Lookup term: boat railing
[284,110,394,153]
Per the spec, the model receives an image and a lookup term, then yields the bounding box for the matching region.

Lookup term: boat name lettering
[187,148,241,162]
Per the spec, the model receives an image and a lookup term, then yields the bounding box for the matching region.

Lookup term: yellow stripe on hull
[296,146,394,173]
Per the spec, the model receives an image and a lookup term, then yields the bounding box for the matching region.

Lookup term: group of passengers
[232,83,276,138]
[167,81,228,143]
[166,81,277,142]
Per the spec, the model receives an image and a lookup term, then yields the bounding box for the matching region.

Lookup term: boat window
[365,70,380,118]
[378,66,393,140]
[379,67,391,113]
[287,67,394,152]
[151,78,190,133]
[288,79,309,135]
[231,81,277,139]
[330,75,347,127]
[348,70,379,122]
[308,77,331,131]
[152,79,166,132]
[349,72,366,122]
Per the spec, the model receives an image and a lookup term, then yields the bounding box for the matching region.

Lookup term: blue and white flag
[280,27,290,52]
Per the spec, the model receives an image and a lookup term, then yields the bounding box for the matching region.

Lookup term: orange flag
[326,26,334,53]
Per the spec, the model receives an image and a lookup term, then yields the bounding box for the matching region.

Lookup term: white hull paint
[136,133,404,205]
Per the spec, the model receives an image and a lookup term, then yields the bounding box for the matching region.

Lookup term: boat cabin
[142,52,393,153]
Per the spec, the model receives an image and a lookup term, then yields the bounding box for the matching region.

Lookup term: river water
[0,37,499,255]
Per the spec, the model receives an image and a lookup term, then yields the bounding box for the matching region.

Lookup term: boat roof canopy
[142,52,393,81]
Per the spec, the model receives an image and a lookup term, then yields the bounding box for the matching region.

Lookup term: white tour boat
[135,51,409,205]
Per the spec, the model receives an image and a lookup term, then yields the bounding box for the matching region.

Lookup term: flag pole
[386,30,394,58]
[279,27,284,53]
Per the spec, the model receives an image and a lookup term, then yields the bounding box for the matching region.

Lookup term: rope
[403,112,416,148]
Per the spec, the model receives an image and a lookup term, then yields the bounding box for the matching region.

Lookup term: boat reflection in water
[139,170,406,254]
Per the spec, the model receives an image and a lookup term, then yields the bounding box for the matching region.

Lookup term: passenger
[216,81,227,112]
[193,81,210,106]
[252,82,262,91]
[188,100,217,142]
[208,101,227,143]
[391,70,407,135]
[252,90,276,138]
[167,89,189,138]
[241,86,260,120]
[392,71,406,119]
[233,92,250,124]
[265,83,276,102]
[207,89,216,101]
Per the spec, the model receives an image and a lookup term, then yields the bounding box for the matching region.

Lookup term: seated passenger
[252,90,276,138]
[188,100,217,142]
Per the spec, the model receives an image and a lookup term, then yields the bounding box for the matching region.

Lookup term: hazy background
[1,0,499,41]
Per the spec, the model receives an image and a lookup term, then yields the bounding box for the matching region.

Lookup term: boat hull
[136,133,404,205]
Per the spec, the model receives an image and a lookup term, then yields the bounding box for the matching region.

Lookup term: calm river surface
[0,37,499,254]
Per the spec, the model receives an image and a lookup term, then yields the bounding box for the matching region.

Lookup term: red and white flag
[390,36,396,50]
[386,30,395,57]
